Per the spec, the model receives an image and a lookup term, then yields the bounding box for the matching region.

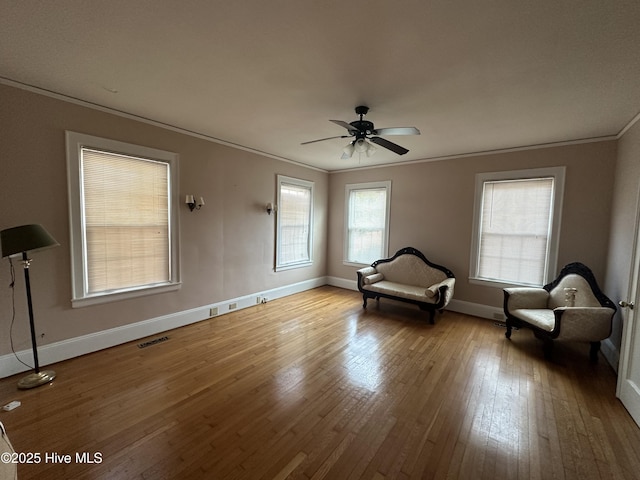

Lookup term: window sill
[343,261,370,268]
[468,277,543,289]
[71,282,182,308]
[275,261,312,272]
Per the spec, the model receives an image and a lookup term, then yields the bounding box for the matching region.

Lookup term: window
[344,181,391,265]
[66,132,180,306]
[470,167,565,287]
[276,175,313,270]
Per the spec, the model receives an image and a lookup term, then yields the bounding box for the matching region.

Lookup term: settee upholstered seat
[357,247,455,323]
[503,262,616,361]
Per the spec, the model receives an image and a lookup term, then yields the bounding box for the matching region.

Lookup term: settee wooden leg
[428,309,435,325]
[590,341,601,362]
[362,295,368,309]
[505,321,512,339]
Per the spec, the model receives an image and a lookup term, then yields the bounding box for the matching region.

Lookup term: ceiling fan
[301,106,420,159]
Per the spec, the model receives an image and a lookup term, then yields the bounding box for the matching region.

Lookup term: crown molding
[0,77,328,173]
[618,109,640,139]
[331,135,618,173]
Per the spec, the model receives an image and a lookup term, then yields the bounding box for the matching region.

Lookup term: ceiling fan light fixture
[366,143,377,157]
[342,142,355,158]
[354,138,377,157]
[354,138,368,153]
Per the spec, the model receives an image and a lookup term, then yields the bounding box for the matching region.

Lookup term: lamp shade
[354,138,368,153]
[365,143,377,157]
[0,224,59,258]
[343,142,355,158]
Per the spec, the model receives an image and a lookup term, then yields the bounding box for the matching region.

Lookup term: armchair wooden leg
[542,339,553,360]
[590,341,601,362]
[362,295,368,309]
[505,320,512,339]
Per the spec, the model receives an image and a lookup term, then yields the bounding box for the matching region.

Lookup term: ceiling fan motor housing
[349,120,374,136]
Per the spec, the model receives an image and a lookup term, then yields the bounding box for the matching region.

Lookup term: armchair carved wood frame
[503,262,616,362]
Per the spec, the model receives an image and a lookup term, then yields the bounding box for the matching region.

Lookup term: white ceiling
[2,1,639,171]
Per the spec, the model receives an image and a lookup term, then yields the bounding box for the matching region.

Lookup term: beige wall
[328,141,617,309]
[0,81,625,363]
[0,84,328,356]
[605,119,640,357]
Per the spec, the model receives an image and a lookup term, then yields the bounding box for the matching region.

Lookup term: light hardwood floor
[1,286,639,479]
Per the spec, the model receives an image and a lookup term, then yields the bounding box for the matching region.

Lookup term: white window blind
[82,148,171,293]
[276,176,313,269]
[345,182,391,265]
[477,177,555,285]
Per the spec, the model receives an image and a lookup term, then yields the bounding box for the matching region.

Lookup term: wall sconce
[266,203,277,215]
[186,195,205,212]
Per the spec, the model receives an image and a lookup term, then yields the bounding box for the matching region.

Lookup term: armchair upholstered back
[547,274,603,309]
[544,263,616,310]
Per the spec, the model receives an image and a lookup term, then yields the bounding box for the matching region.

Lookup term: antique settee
[503,262,616,361]
[356,247,455,323]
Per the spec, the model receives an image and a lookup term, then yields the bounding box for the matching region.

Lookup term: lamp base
[17,370,56,389]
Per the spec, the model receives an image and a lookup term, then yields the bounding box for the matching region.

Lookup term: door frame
[616,184,640,427]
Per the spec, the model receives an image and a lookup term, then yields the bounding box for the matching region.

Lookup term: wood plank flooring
[1,286,639,479]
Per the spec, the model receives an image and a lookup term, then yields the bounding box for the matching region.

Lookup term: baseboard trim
[326,276,504,321]
[0,276,327,380]
[327,276,358,291]
[601,338,619,372]
[447,299,505,321]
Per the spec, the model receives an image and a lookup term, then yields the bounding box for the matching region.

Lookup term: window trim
[275,175,314,271]
[469,166,565,288]
[66,131,181,307]
[343,180,392,267]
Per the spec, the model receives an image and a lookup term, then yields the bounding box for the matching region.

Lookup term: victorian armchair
[503,262,616,361]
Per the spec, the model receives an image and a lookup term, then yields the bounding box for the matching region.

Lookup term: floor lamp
[0,224,59,389]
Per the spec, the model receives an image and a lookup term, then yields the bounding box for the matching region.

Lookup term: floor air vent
[138,336,169,349]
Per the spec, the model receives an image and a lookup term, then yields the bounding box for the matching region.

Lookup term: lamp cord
[8,258,34,370]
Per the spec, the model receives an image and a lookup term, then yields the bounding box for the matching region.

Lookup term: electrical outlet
[229,302,237,310]
[256,296,262,304]
[209,307,218,316]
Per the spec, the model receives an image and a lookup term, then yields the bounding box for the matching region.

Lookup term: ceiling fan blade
[372,127,421,136]
[301,135,348,145]
[369,136,409,155]
[330,120,359,133]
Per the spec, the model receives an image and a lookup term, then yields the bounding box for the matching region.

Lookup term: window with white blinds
[66,132,180,306]
[82,149,170,293]
[276,176,313,270]
[344,181,391,265]
[470,167,565,287]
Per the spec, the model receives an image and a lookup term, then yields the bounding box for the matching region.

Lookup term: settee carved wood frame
[356,247,455,324]
[503,262,617,361]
